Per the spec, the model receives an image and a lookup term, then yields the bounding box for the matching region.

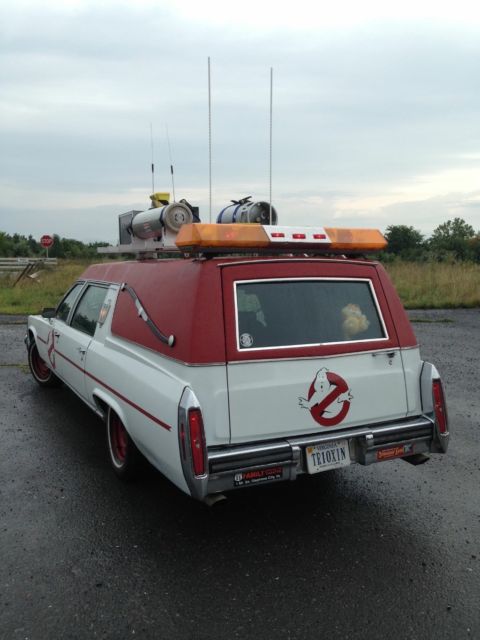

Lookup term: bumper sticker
[233,466,283,487]
[377,443,413,461]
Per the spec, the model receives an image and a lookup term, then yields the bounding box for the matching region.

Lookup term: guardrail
[0,257,58,286]
[0,257,58,271]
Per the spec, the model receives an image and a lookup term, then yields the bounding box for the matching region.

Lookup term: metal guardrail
[0,257,58,287]
[0,257,58,272]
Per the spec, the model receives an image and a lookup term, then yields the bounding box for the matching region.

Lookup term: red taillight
[271,232,285,238]
[292,233,306,239]
[432,379,448,434]
[313,233,327,239]
[188,408,205,476]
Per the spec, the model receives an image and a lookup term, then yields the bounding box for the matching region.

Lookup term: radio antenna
[165,124,176,202]
[269,67,273,225]
[208,56,212,223]
[150,122,155,194]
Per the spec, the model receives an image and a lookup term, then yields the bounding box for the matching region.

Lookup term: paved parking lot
[0,310,479,639]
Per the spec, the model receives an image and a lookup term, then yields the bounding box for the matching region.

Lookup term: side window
[56,283,84,323]
[70,285,108,337]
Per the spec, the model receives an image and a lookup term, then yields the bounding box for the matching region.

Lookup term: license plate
[306,440,351,474]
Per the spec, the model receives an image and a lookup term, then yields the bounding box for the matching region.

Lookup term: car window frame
[234,277,389,352]
[55,281,86,325]
[68,282,110,338]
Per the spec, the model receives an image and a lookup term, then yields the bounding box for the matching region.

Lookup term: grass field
[0,261,92,315]
[0,259,479,315]
[386,261,480,308]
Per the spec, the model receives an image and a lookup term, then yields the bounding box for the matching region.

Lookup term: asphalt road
[0,310,479,640]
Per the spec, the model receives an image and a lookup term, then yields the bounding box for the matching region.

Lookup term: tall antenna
[165,124,176,202]
[150,122,155,194]
[269,67,273,225]
[208,56,212,223]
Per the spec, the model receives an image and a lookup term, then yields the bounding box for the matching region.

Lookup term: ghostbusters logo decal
[299,367,353,427]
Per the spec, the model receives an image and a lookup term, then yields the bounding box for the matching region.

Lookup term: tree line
[0,232,109,259]
[1,217,479,261]
[384,217,480,262]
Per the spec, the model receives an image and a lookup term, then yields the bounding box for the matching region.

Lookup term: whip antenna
[166,124,176,202]
[150,122,155,194]
[269,67,273,225]
[208,56,212,223]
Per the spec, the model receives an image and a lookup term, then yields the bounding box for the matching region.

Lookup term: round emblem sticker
[240,333,254,348]
[298,367,353,427]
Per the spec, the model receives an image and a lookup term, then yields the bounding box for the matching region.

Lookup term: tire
[106,408,142,480]
[27,340,62,388]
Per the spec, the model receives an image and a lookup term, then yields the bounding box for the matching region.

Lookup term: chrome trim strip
[207,417,433,464]
[226,345,419,365]
[286,418,433,448]
[209,442,292,462]
[178,387,209,500]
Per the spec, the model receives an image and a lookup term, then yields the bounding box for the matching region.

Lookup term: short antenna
[150,122,155,194]
[269,67,273,225]
[208,56,212,223]
[165,124,176,202]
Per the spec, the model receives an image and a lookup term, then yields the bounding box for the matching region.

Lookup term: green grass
[1,258,479,315]
[0,261,93,315]
[385,261,480,309]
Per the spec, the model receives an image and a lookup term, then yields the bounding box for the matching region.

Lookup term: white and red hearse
[26,197,449,502]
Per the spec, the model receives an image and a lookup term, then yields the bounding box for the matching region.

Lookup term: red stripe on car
[55,349,171,432]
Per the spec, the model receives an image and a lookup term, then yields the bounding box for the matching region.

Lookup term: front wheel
[27,340,61,388]
[106,408,143,480]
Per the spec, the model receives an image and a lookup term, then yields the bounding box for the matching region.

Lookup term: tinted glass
[236,280,386,349]
[56,283,83,323]
[71,286,108,336]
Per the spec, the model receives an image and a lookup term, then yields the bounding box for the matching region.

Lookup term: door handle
[54,331,61,338]
[372,351,396,358]
[77,347,87,355]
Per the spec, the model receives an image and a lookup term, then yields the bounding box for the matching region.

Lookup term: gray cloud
[1,3,480,240]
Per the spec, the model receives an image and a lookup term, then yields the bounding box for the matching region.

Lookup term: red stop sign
[40,235,54,248]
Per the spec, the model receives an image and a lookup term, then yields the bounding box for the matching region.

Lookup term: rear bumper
[205,416,438,498]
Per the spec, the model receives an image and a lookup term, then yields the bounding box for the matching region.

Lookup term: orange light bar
[175,223,387,253]
[325,227,387,252]
[176,224,270,249]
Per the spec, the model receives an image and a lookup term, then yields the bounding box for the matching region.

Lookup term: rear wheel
[28,340,61,388]
[106,408,142,480]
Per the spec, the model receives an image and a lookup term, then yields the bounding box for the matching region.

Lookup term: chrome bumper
[206,416,437,497]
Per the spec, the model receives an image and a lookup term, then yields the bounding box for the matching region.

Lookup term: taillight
[188,408,206,476]
[432,379,448,434]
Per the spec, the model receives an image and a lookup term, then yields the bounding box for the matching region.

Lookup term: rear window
[235,278,387,350]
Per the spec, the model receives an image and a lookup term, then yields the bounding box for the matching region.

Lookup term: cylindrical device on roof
[131,202,193,239]
[217,198,278,225]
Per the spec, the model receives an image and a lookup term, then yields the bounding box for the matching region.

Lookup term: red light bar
[292,233,306,239]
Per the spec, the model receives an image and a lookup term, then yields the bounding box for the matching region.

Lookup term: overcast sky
[1,0,480,243]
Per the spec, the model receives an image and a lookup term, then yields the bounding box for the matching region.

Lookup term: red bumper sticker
[377,443,413,461]
[233,467,283,487]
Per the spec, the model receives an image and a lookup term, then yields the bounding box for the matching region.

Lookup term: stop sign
[40,235,54,249]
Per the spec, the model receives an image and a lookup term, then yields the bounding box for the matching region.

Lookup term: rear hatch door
[221,259,409,444]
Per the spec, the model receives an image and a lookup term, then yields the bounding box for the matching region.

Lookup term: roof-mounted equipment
[175,223,387,255]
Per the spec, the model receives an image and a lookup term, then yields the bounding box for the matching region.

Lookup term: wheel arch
[92,389,128,428]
